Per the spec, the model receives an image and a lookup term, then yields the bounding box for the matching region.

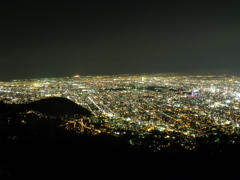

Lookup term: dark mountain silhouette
[12,97,92,116]
[0,101,8,113]
[0,97,91,140]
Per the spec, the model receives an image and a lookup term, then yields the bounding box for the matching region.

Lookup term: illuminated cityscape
[1,73,240,151]
[1,0,240,178]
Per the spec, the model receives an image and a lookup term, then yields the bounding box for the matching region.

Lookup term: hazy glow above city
[1,1,240,81]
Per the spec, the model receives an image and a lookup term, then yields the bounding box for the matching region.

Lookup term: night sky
[1,0,240,81]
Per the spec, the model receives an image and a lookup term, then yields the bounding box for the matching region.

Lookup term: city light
[1,73,240,151]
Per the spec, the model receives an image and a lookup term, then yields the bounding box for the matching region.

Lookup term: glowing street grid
[1,73,240,151]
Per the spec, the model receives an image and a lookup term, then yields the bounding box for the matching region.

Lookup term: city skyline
[1,0,240,81]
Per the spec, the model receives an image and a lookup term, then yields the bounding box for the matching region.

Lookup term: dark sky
[1,0,240,81]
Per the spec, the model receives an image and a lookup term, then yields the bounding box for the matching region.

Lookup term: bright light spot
[126,117,131,121]
[106,113,115,117]
[225,120,231,124]
[226,100,231,103]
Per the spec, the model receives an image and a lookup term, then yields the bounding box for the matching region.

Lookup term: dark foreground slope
[1,99,240,179]
[1,132,240,180]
